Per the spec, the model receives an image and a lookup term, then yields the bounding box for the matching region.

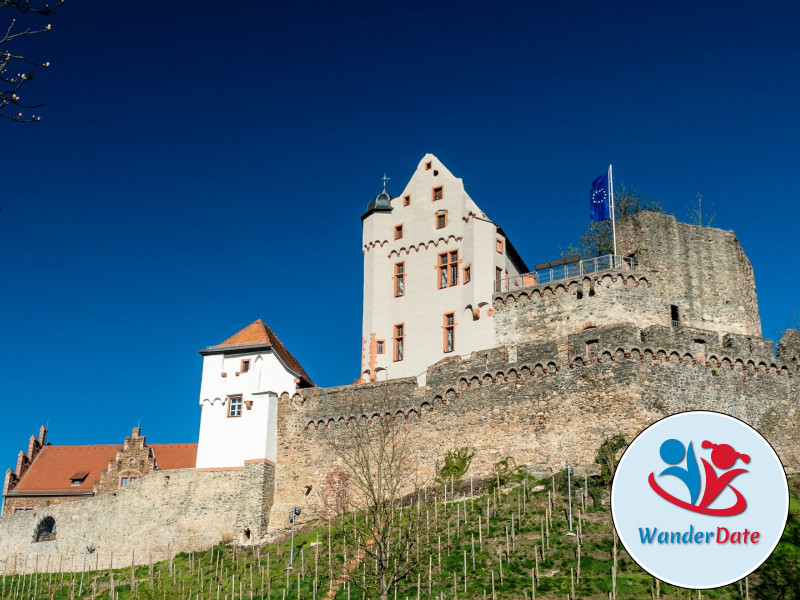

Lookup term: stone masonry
[1,210,798,567]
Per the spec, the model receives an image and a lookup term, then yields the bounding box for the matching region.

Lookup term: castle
[0,154,797,573]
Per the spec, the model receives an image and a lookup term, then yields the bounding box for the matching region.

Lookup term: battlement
[288,323,798,433]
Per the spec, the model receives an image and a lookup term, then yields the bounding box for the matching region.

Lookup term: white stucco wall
[361,154,525,382]
[196,349,295,469]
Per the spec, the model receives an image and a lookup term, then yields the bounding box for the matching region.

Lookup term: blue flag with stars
[590,170,611,221]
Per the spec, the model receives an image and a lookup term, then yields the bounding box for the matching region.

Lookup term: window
[403,195,410,207]
[228,395,243,418]
[129,458,135,466]
[394,262,405,297]
[438,251,459,288]
[241,359,250,373]
[432,186,443,201]
[464,266,471,284]
[670,305,680,329]
[496,238,504,254]
[394,224,403,240]
[436,212,447,229]
[120,476,138,486]
[393,324,404,362]
[496,267,503,288]
[443,313,455,353]
[376,340,385,354]
[586,340,599,359]
[69,471,88,487]
[425,161,432,171]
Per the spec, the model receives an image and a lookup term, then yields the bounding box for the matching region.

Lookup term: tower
[360,154,528,382]
[195,319,312,470]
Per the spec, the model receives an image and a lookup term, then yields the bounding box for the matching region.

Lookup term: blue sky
[1,1,798,473]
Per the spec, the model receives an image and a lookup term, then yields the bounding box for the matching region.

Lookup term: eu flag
[590,171,611,221]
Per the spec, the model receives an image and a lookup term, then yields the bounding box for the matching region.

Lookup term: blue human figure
[658,439,701,505]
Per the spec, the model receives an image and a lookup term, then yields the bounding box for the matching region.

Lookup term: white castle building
[195,320,313,470]
[360,154,528,383]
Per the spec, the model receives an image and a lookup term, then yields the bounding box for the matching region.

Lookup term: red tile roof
[8,443,198,496]
[150,444,197,470]
[203,319,314,387]
[12,445,118,494]
[214,319,273,348]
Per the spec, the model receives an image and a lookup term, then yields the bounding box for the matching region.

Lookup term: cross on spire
[381,173,389,193]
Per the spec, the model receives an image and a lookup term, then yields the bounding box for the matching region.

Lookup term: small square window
[425,161,432,171]
[394,225,403,240]
[436,213,447,229]
[241,359,250,373]
[403,195,411,207]
[121,477,129,486]
[432,186,443,201]
[228,396,243,418]
[377,340,385,354]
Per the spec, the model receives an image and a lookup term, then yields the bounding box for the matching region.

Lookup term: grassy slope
[3,476,795,600]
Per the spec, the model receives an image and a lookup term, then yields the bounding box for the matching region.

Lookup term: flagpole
[609,164,618,262]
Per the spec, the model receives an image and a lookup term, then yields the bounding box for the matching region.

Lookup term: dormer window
[241,359,251,373]
[69,471,89,487]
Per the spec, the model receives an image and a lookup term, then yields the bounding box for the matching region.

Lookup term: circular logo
[611,411,788,589]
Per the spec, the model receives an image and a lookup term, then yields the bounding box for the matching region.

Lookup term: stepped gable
[204,319,313,387]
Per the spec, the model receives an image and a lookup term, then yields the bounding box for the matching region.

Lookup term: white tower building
[195,319,313,470]
[360,154,528,383]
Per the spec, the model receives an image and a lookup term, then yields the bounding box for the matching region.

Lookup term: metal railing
[495,254,635,292]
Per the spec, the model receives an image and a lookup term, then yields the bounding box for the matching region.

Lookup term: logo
[648,439,750,516]
[611,411,788,589]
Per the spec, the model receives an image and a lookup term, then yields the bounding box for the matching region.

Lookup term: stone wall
[493,213,762,348]
[269,324,800,535]
[616,212,761,336]
[0,465,274,574]
[493,270,665,347]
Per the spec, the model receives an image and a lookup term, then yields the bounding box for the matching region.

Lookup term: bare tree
[1,0,64,122]
[688,193,716,228]
[327,396,428,600]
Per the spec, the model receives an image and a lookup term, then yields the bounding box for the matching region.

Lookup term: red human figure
[698,441,750,509]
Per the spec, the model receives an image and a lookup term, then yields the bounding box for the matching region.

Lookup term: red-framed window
[394,262,405,297]
[438,250,459,288]
[228,396,243,418]
[443,313,455,353]
[393,324,405,362]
